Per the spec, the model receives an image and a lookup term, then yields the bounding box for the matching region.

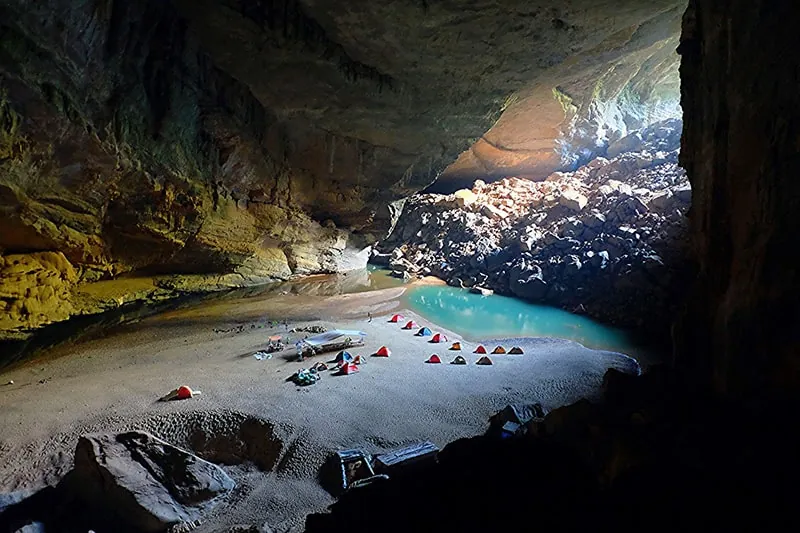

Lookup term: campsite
[0,292,639,531]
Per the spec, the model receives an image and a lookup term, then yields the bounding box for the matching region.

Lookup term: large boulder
[559,190,588,212]
[454,189,478,208]
[72,431,235,533]
[607,131,645,158]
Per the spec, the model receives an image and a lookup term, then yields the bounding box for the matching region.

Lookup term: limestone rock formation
[0,0,683,341]
[377,120,690,331]
[72,431,235,533]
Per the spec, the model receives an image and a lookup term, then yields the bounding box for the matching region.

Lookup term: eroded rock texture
[676,0,800,395]
[0,0,683,340]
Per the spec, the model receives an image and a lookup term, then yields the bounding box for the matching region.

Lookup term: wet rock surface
[378,119,690,332]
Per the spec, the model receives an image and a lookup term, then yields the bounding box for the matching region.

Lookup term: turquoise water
[404,285,635,354]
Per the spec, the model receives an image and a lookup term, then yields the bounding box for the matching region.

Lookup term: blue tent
[335,351,354,364]
[416,327,432,337]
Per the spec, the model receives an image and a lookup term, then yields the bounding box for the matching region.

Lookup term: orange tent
[491,346,506,354]
[389,314,405,323]
[450,342,461,351]
[426,354,442,364]
[430,333,447,343]
[474,345,487,354]
[374,346,391,357]
[509,346,524,355]
[476,356,493,365]
[402,321,417,330]
[353,355,365,365]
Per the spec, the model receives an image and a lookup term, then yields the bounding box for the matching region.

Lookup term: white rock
[559,189,588,212]
[454,189,477,207]
[607,179,633,196]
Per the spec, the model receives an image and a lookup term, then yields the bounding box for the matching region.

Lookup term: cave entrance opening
[372,29,689,354]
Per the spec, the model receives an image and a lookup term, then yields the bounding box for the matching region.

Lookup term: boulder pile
[374,119,690,332]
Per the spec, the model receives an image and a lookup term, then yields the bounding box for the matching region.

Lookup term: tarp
[303,330,367,347]
[389,314,405,323]
[426,354,442,364]
[491,346,506,354]
[476,356,493,365]
[450,342,461,351]
[374,346,391,357]
[509,346,524,355]
[430,333,447,343]
[416,327,432,336]
[474,345,487,354]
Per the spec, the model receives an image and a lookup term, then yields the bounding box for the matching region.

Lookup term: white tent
[302,330,367,347]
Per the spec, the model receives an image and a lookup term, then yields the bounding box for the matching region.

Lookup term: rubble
[374,119,690,331]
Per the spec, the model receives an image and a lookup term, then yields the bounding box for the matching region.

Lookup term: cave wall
[0,0,685,340]
[676,0,800,395]
[434,5,684,191]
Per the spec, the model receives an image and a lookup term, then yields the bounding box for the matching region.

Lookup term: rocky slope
[0,0,686,342]
[375,119,689,332]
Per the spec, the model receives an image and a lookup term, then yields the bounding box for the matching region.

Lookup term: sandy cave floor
[0,286,639,532]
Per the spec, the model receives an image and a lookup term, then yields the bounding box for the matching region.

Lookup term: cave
[1,1,799,532]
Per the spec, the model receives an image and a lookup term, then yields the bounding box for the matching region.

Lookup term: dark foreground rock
[306,367,800,533]
[0,431,236,533]
[71,431,235,532]
[376,119,690,333]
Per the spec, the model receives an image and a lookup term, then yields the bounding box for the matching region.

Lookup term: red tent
[374,346,391,357]
[476,356,493,365]
[491,346,506,354]
[338,362,359,375]
[474,345,487,354]
[176,385,194,400]
[426,354,442,364]
[402,321,417,330]
[389,314,405,323]
[430,333,447,343]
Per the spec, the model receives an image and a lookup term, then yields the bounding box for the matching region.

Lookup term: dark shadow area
[306,367,800,532]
